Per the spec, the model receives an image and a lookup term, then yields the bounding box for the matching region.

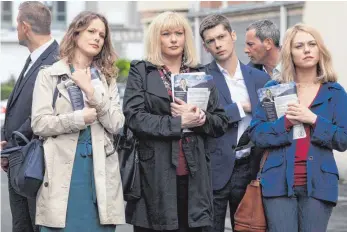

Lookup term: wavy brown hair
[59,11,118,82]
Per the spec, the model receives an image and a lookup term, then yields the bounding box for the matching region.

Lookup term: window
[56,1,66,22]
[44,1,66,29]
[1,1,12,28]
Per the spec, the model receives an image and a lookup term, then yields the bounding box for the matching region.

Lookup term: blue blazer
[205,60,270,190]
[249,80,347,204]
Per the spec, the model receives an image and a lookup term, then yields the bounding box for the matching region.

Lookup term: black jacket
[247,61,264,71]
[1,41,59,148]
[123,60,228,230]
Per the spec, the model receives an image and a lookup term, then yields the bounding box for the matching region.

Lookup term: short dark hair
[246,19,280,48]
[199,14,232,40]
[18,1,52,35]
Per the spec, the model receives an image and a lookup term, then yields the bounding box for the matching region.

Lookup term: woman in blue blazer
[249,23,347,232]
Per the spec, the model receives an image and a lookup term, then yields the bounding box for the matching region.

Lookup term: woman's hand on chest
[71,67,95,99]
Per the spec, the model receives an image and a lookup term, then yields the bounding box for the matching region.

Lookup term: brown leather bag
[234,151,269,232]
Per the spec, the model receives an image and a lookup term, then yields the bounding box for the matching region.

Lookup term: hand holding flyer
[171,72,214,111]
[257,82,306,139]
[171,73,213,132]
[170,98,197,117]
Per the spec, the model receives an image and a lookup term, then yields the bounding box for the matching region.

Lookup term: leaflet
[171,72,213,111]
[257,82,306,139]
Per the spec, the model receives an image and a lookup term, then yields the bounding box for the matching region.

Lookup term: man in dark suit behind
[244,20,281,78]
[199,15,270,232]
[0,2,58,231]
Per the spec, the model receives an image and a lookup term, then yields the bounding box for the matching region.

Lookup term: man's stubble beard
[18,38,28,47]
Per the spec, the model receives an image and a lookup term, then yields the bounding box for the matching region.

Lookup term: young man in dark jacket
[200,14,270,232]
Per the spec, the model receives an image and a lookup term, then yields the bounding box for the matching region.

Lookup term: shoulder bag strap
[123,61,147,139]
[12,74,63,144]
[52,75,63,109]
[257,150,270,181]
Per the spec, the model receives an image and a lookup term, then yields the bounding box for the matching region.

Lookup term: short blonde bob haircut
[278,23,337,83]
[145,11,199,68]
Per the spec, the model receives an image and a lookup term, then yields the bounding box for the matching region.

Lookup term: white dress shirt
[217,61,252,159]
[263,63,281,79]
[24,38,55,77]
[272,63,282,80]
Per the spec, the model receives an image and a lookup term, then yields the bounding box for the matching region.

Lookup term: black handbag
[7,131,45,198]
[114,61,148,202]
[1,76,62,198]
[115,126,141,201]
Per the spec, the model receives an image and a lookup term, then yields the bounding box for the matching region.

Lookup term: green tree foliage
[1,75,16,100]
[115,59,131,83]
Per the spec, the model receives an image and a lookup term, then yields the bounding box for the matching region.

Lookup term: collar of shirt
[217,60,243,81]
[273,62,281,75]
[29,38,55,65]
[262,63,281,77]
[262,65,268,74]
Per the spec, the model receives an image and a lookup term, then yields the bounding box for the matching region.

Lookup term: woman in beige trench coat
[31,11,125,231]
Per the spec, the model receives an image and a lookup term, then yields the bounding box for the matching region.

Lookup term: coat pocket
[138,141,154,161]
[262,154,284,173]
[260,153,286,193]
[321,163,339,177]
[320,160,339,184]
[312,154,339,189]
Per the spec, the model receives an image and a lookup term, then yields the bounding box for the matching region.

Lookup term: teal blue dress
[40,127,116,232]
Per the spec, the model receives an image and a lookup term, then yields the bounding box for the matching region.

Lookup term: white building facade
[304,1,347,181]
[0,1,143,83]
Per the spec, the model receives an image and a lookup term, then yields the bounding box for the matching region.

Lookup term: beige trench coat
[31,59,125,228]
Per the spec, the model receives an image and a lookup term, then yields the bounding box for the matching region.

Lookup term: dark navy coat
[205,60,270,190]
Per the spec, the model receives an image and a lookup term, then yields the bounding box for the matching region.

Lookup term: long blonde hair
[279,23,337,83]
[59,11,118,82]
[145,11,199,68]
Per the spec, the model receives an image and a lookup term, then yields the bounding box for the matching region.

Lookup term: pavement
[1,172,347,232]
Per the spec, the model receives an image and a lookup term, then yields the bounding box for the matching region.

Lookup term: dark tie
[15,55,32,92]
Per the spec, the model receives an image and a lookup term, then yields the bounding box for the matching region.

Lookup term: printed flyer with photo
[171,72,214,111]
[257,82,306,139]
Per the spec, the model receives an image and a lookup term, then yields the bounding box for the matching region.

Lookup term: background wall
[304,1,347,181]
